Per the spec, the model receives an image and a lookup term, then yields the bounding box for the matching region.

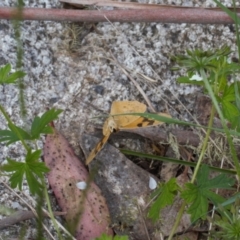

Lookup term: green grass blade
[120,149,236,175]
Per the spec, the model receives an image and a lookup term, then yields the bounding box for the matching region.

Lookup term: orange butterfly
[86,101,170,164]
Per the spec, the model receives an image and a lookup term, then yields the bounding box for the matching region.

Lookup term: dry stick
[0,7,239,23]
[0,210,65,230]
[122,127,201,147]
[121,66,158,84]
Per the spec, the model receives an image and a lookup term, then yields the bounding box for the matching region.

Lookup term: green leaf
[232,82,240,131]
[25,166,43,195]
[219,83,240,129]
[205,173,235,189]
[1,150,49,195]
[203,190,226,207]
[181,165,234,222]
[187,193,208,222]
[0,64,26,84]
[234,81,240,110]
[0,64,11,82]
[2,158,24,172]
[148,178,179,222]
[2,158,25,190]
[222,83,236,102]
[230,115,240,132]
[5,71,26,84]
[25,150,49,178]
[26,149,42,163]
[181,183,198,203]
[221,101,240,130]
[30,109,62,139]
[0,125,31,145]
[25,150,49,195]
[222,100,239,118]
[0,109,62,146]
[172,45,231,78]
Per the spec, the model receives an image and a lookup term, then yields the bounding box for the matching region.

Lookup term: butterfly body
[103,117,118,135]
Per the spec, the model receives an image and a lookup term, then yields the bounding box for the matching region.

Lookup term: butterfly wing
[85,130,111,165]
[110,101,147,127]
[121,113,171,129]
[86,115,118,165]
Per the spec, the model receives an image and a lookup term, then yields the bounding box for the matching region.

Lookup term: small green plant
[148,178,179,222]
[0,63,65,238]
[0,63,26,84]
[117,44,240,239]
[172,45,240,239]
[212,199,240,239]
[148,165,234,223]
[0,64,62,195]
[181,165,234,222]
[173,46,240,131]
[95,233,128,240]
[0,93,62,195]
[135,44,240,240]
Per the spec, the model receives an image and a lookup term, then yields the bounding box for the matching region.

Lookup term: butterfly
[85,101,170,165]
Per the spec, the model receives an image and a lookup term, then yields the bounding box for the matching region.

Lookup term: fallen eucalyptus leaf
[44,129,113,240]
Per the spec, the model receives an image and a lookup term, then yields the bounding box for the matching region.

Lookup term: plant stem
[43,181,64,240]
[13,0,26,118]
[167,202,187,240]
[191,105,215,183]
